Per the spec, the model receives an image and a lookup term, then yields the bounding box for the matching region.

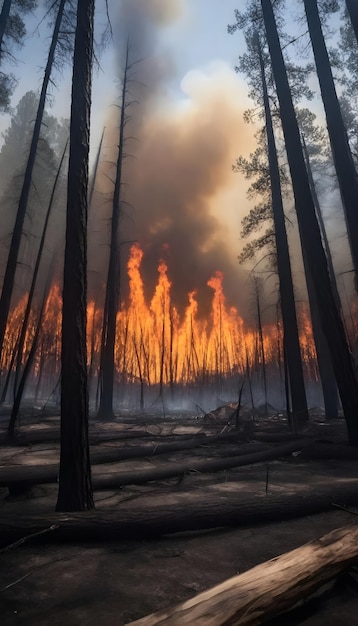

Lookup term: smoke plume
[92,0,256,317]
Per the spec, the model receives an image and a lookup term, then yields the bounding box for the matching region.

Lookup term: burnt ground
[0,409,358,625]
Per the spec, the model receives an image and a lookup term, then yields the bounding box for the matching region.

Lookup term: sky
[0,0,249,150]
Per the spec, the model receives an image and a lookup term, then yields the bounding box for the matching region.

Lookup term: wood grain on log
[126,525,358,625]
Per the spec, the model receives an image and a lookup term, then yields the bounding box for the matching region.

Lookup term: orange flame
[2,244,318,389]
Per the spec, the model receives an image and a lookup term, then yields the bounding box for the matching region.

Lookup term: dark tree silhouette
[0,0,12,53]
[261,0,358,445]
[98,43,130,418]
[301,134,338,418]
[303,0,358,290]
[8,260,55,439]
[0,0,66,367]
[257,34,308,427]
[56,0,95,512]
[346,0,358,44]
[7,140,68,436]
[0,0,38,110]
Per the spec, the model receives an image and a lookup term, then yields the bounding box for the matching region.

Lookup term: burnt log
[298,443,358,460]
[126,525,358,625]
[0,487,357,546]
[0,438,311,493]
[0,424,225,447]
[89,432,255,464]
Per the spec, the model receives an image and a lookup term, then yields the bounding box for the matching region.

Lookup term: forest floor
[0,407,358,625]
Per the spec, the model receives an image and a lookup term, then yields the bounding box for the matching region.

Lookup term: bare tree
[0,0,66,367]
[261,0,358,446]
[7,140,68,434]
[346,0,358,44]
[303,0,358,290]
[56,0,95,512]
[256,34,308,427]
[97,42,130,418]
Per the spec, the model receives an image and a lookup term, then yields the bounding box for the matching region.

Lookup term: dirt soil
[1,411,358,625]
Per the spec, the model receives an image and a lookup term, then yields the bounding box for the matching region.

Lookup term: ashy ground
[0,410,358,625]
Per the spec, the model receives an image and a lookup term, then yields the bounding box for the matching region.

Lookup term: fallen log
[93,438,311,490]
[298,443,358,460]
[0,485,357,546]
[0,428,178,446]
[126,524,358,625]
[0,438,311,493]
[89,432,252,464]
[252,431,313,443]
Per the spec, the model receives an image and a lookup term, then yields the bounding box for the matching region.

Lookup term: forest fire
[2,243,318,402]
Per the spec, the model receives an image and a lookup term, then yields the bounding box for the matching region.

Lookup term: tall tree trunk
[8,263,54,438]
[303,0,358,290]
[301,251,338,418]
[346,0,358,44]
[300,136,338,417]
[97,43,129,418]
[0,0,12,56]
[301,133,342,310]
[0,0,66,365]
[261,0,358,446]
[254,276,268,415]
[56,0,95,512]
[88,126,105,210]
[13,139,68,399]
[257,36,308,427]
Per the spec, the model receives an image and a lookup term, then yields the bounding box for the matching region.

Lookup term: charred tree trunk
[0,438,312,493]
[346,0,358,46]
[8,265,54,438]
[56,0,95,512]
[13,140,68,400]
[254,277,268,415]
[88,126,105,210]
[303,0,358,289]
[301,134,341,311]
[257,37,308,427]
[0,0,66,365]
[300,135,338,417]
[0,329,19,404]
[261,0,358,445]
[0,0,12,55]
[303,259,338,418]
[97,43,129,418]
[1,498,358,547]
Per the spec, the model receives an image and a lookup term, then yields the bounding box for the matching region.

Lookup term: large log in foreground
[0,438,311,492]
[127,525,358,625]
[0,483,357,545]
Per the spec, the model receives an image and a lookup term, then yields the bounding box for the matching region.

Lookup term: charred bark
[1,495,358,546]
[13,140,68,404]
[97,44,129,419]
[0,0,11,55]
[8,264,55,437]
[300,136,339,418]
[1,438,311,493]
[56,0,95,512]
[257,36,308,427]
[346,0,358,48]
[261,0,358,446]
[303,0,358,289]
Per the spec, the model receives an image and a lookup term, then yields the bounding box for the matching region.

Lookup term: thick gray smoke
[91,0,255,316]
